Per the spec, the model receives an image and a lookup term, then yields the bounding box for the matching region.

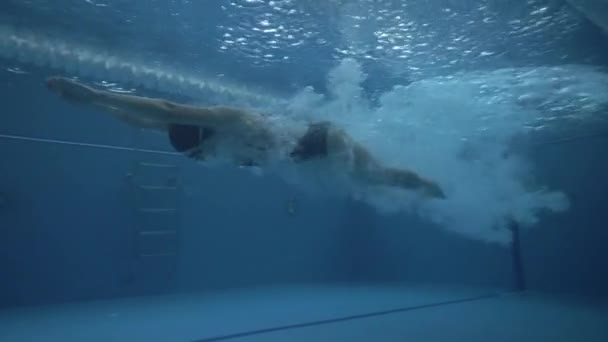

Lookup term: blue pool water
[0,1,607,341]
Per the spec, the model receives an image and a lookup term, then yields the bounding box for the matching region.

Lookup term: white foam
[281,59,608,244]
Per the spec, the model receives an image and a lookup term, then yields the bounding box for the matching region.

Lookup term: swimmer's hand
[46,76,98,104]
[380,168,447,199]
[421,181,446,199]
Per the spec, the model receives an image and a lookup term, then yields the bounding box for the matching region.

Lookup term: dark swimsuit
[167,121,331,162]
[167,123,215,159]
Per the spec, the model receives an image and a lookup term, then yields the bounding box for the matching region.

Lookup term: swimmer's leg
[46,76,167,130]
[104,107,166,130]
[46,76,248,129]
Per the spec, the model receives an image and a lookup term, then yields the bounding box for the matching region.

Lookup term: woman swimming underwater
[46,76,445,199]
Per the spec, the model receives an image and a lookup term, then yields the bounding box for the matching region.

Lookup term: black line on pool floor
[192,291,514,342]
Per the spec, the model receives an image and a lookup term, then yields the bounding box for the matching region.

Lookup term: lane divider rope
[0,132,180,156]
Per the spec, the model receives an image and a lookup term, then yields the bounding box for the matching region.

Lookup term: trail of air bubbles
[0,24,287,108]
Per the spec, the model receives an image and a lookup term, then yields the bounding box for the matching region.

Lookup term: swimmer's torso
[168,117,354,168]
[167,110,278,166]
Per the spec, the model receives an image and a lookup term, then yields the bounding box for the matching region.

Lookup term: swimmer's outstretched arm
[378,166,446,199]
[45,76,251,130]
[329,129,446,199]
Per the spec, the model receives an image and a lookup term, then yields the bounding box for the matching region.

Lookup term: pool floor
[0,284,606,342]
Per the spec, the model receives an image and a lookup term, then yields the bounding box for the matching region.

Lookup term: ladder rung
[138,162,178,168]
[138,208,176,213]
[139,230,177,236]
[138,185,178,191]
[140,252,176,258]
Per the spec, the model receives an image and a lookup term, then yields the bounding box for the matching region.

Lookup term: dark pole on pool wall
[509,221,526,292]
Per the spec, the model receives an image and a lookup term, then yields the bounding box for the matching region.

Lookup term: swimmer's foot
[46,76,97,104]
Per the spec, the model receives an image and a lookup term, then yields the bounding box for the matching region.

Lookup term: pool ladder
[128,160,181,290]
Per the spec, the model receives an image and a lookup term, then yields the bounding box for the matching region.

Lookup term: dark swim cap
[290,121,331,161]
